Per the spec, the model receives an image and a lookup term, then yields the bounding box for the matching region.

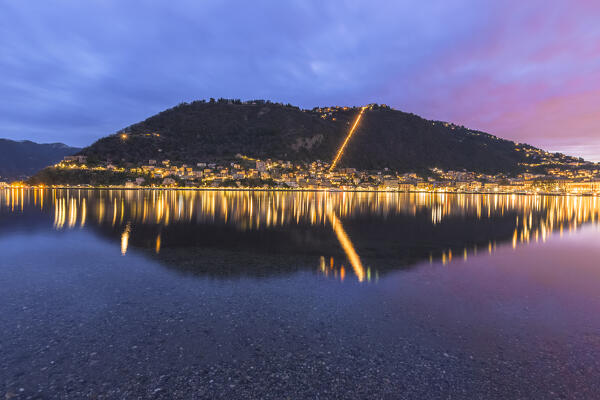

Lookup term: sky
[1,0,599,160]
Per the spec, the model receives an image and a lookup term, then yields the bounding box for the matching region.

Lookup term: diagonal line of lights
[327,209,365,282]
[329,106,368,172]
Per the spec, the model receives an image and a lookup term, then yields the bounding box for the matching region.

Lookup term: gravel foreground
[2,234,600,399]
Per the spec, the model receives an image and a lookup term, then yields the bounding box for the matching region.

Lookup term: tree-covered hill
[77,99,580,174]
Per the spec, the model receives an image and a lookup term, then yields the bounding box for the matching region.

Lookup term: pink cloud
[387,0,600,160]
[487,89,600,160]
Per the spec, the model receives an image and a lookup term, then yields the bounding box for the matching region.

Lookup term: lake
[1,188,600,399]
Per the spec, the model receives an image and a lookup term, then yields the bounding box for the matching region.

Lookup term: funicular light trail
[327,208,365,282]
[329,106,368,172]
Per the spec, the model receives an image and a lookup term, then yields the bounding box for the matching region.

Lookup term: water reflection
[1,188,599,280]
[328,211,365,282]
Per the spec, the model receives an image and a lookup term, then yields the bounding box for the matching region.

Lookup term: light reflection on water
[1,188,600,282]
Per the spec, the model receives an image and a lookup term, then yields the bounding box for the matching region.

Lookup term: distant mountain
[77,99,583,175]
[0,139,80,181]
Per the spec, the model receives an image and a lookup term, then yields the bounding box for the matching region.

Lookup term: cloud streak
[1,0,599,160]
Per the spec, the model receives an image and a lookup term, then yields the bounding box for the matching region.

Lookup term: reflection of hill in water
[90,214,519,278]
[2,188,599,280]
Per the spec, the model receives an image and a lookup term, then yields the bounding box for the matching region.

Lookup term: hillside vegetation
[71,99,579,174]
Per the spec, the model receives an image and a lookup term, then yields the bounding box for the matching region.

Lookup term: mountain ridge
[0,138,80,181]
[76,99,585,175]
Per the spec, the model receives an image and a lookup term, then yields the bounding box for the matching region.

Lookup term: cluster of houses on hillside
[37,153,600,195]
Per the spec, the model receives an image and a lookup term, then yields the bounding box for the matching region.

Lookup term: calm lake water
[1,188,600,399]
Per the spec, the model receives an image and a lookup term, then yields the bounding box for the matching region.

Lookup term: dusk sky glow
[2,1,599,160]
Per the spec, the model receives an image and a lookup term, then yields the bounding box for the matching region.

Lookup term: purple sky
[1,1,599,160]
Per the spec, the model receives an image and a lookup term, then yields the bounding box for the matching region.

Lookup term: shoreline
[2,185,599,197]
